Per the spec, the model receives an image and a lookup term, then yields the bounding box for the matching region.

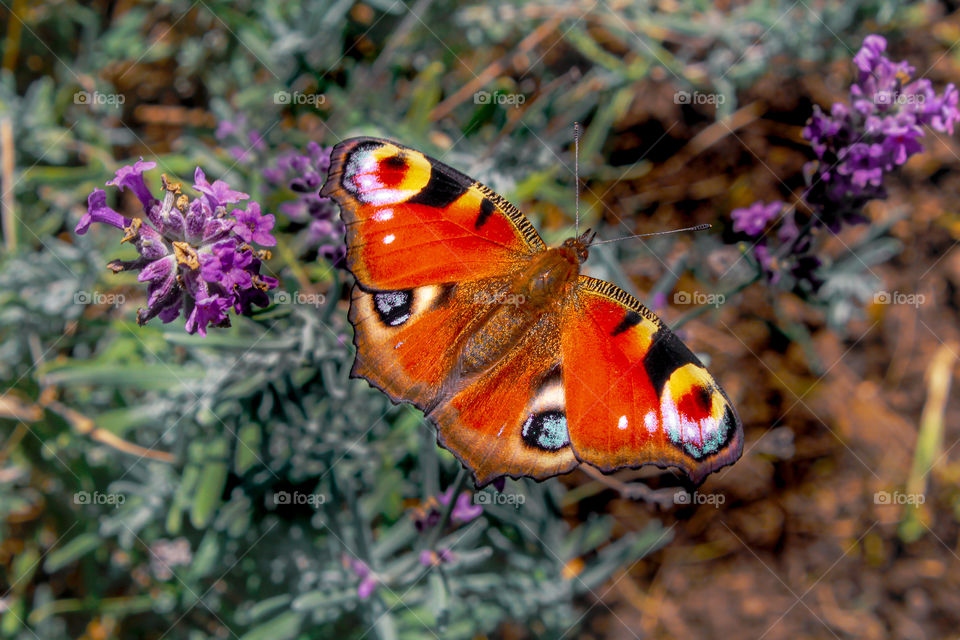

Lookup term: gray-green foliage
[0,0,904,637]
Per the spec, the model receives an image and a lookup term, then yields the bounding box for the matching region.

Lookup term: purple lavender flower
[232,202,277,246]
[648,291,667,312]
[200,241,254,291]
[193,167,249,209]
[76,189,131,235]
[731,201,783,236]
[347,558,377,600]
[735,34,959,293]
[802,34,959,229]
[412,490,449,531]
[214,114,267,164]
[451,492,483,524]
[751,245,780,285]
[106,158,158,211]
[263,142,344,266]
[76,161,278,335]
[419,548,455,567]
[411,488,482,531]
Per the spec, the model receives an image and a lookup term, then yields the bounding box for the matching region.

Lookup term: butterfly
[320,137,743,487]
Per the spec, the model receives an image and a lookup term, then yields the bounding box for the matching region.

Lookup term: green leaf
[234,423,262,474]
[41,363,203,390]
[292,589,356,611]
[187,533,221,580]
[167,463,199,535]
[190,438,229,529]
[43,533,100,572]
[238,610,304,640]
[244,594,292,622]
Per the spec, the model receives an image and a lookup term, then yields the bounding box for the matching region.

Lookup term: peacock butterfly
[320,137,743,487]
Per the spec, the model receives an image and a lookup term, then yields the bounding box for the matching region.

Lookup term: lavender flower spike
[731,201,783,237]
[732,34,960,291]
[76,160,278,335]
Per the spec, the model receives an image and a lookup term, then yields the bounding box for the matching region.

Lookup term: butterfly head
[562,228,596,264]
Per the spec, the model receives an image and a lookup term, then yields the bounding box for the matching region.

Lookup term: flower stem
[273,234,312,291]
[421,467,467,552]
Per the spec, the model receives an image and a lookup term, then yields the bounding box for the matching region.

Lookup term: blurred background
[1,0,960,638]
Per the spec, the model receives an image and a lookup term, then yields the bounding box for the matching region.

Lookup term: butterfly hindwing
[321,137,545,290]
[561,276,743,483]
[351,279,578,485]
[430,308,579,486]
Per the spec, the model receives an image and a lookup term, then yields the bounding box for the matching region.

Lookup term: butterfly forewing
[561,277,743,483]
[321,137,544,290]
[349,278,509,413]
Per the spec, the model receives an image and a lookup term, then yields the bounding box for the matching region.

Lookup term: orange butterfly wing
[346,267,577,486]
[347,279,502,412]
[323,137,743,486]
[325,138,576,483]
[561,276,743,484]
[430,303,578,486]
[321,137,544,289]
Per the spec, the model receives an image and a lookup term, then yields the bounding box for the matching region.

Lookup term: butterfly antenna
[591,223,711,246]
[574,122,581,236]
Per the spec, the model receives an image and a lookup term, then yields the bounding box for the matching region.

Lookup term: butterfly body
[322,137,743,486]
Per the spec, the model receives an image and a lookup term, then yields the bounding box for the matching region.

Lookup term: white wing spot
[383,234,396,244]
[644,410,658,433]
[617,415,628,430]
